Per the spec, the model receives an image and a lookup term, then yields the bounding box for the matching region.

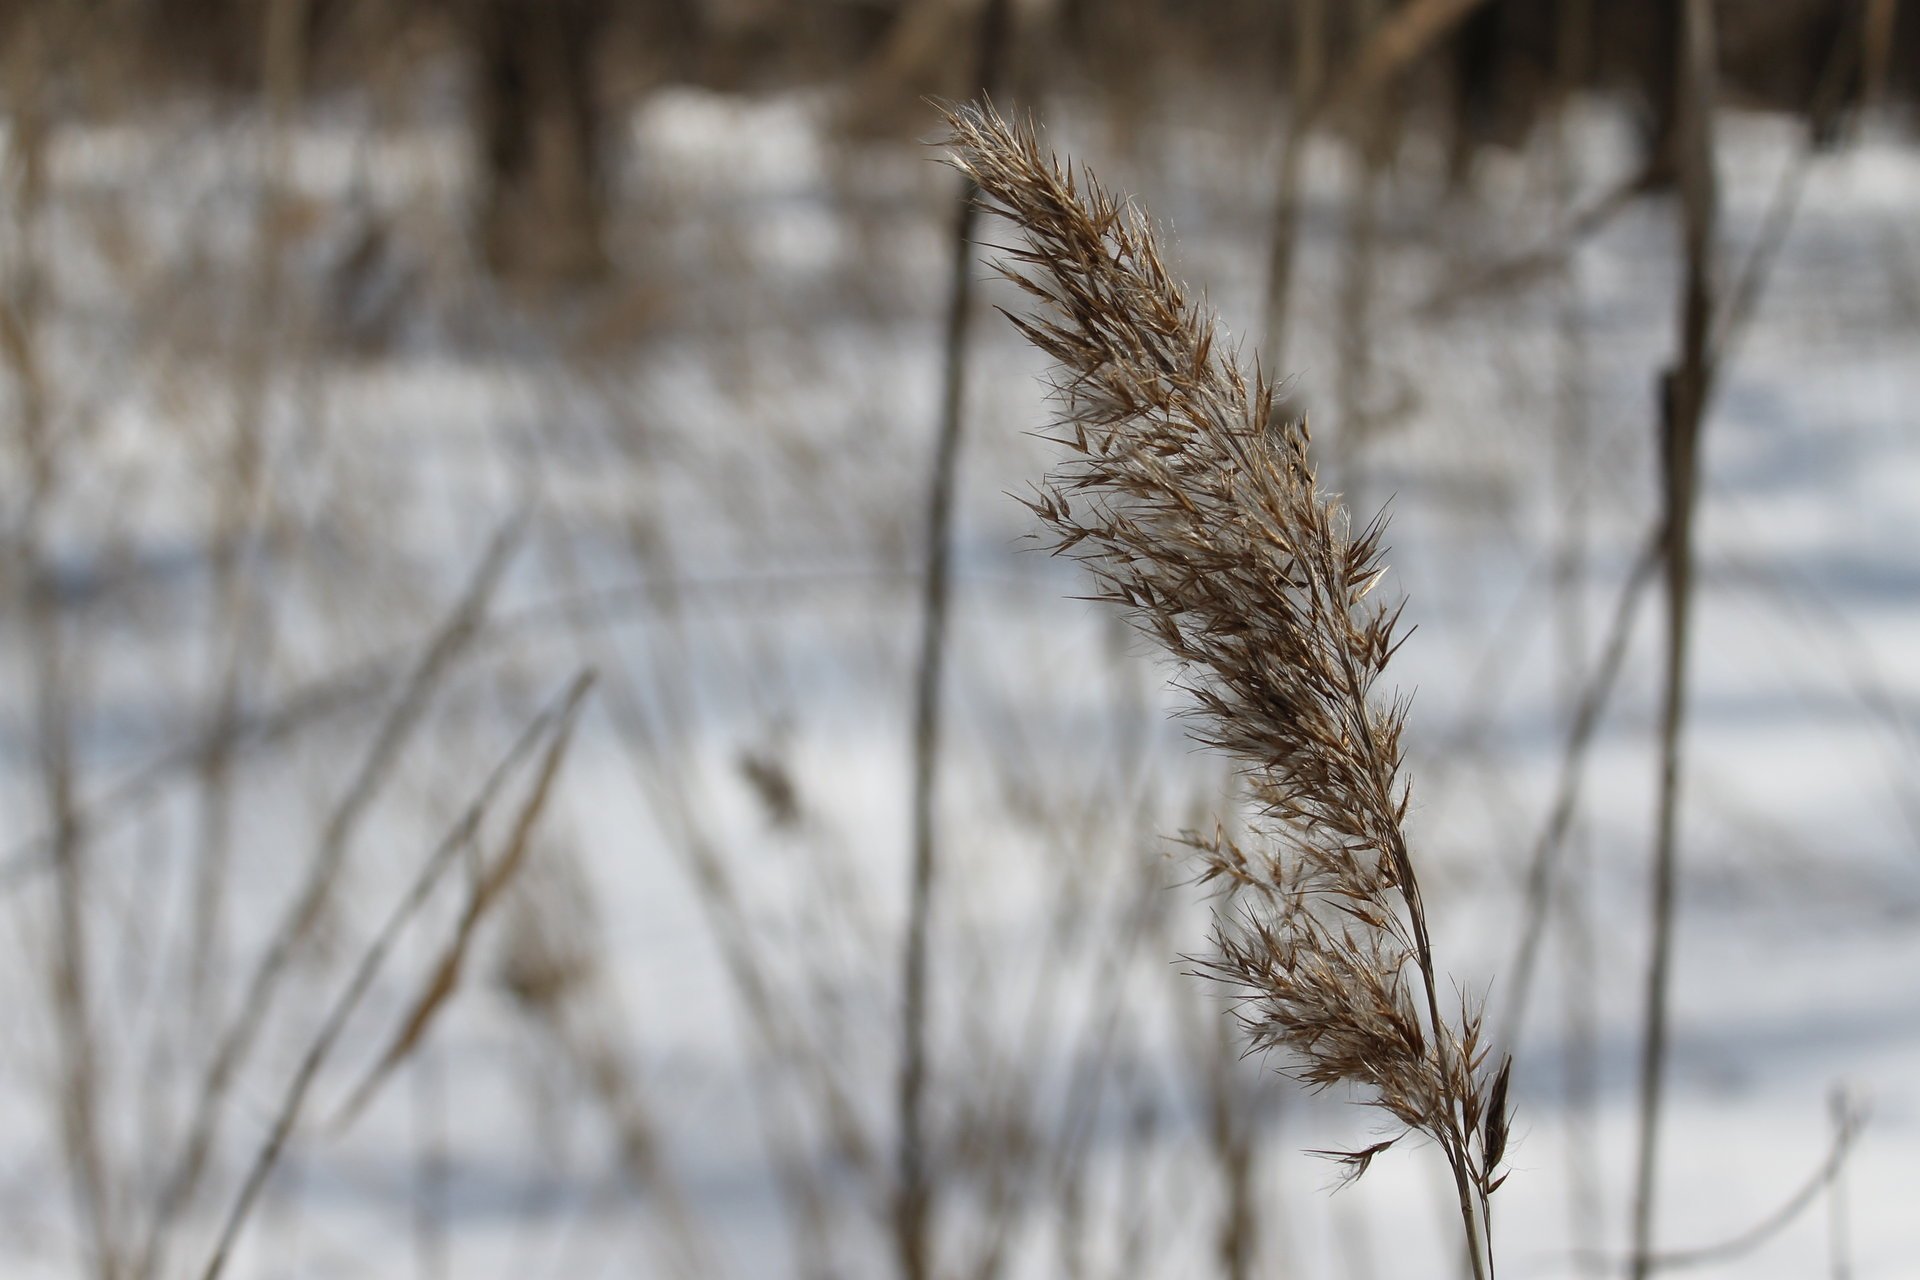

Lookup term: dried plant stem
[135,523,520,1280]
[1258,0,1325,375]
[897,6,1010,1277]
[5,16,120,1275]
[188,0,309,1042]
[1827,1089,1855,1280]
[1502,527,1660,1044]
[197,671,594,1280]
[1546,5,1605,1266]
[1712,13,1864,372]
[1863,0,1899,107]
[0,565,913,895]
[1628,0,1719,1274]
[1330,0,1497,120]
[895,169,970,1278]
[1267,0,1497,368]
[539,514,879,1273]
[1207,1012,1259,1280]
[410,1047,448,1280]
[1334,49,1389,506]
[944,102,1507,1280]
[1507,6,1854,1062]
[1591,1097,1863,1274]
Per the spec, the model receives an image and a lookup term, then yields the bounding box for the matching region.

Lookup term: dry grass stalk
[1335,0,1494,112]
[6,14,122,1276]
[1257,0,1325,376]
[197,670,596,1280]
[135,521,521,1280]
[557,561,881,1275]
[1629,0,1720,1274]
[1546,7,1605,1262]
[897,6,1012,1277]
[1332,0,1393,510]
[187,0,311,1050]
[943,101,1509,1278]
[498,854,716,1279]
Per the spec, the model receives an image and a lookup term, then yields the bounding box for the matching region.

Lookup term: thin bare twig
[1629,0,1720,1272]
[186,0,311,1040]
[5,13,120,1273]
[1587,1095,1864,1274]
[1330,0,1496,118]
[196,671,595,1280]
[1258,0,1325,376]
[135,520,523,1280]
[1501,526,1662,1046]
[0,565,921,896]
[897,6,1011,1276]
[1420,162,1663,316]
[1546,7,1605,1260]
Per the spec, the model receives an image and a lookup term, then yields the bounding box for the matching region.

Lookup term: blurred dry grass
[0,3,1916,1278]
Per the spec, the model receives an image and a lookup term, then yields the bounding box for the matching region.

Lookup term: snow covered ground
[1,84,1918,1278]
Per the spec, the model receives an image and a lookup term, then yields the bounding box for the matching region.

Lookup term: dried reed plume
[943,101,1510,1277]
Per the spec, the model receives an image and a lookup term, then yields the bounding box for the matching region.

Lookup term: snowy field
[1,84,1918,1278]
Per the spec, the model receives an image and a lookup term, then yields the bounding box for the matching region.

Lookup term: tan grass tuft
[943,100,1509,1277]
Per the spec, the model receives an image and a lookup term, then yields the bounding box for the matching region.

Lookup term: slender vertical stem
[134,520,514,1280]
[1862,0,1898,108]
[897,4,1011,1277]
[1336,632,1487,1280]
[195,675,593,1280]
[1207,953,1258,1280]
[412,1048,448,1280]
[1628,1,1718,1275]
[1826,1089,1854,1280]
[1547,1,1605,1269]
[1265,0,1504,380]
[188,0,307,1042]
[1259,0,1325,377]
[1333,0,1389,508]
[5,11,120,1275]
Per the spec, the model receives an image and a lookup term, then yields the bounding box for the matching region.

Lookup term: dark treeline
[3,0,1912,284]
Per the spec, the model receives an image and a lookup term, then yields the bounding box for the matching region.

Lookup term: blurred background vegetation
[1,2,1917,1278]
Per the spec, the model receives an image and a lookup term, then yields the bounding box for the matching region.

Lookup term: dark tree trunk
[1635,0,1683,177]
[1447,0,1570,171]
[469,0,610,285]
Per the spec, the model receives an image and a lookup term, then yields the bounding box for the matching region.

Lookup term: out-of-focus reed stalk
[196,672,596,1280]
[187,0,309,1052]
[1258,0,1324,376]
[1545,0,1605,1269]
[4,10,121,1276]
[944,101,1510,1280]
[1629,0,1719,1274]
[897,5,1011,1277]
[1332,0,1391,512]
